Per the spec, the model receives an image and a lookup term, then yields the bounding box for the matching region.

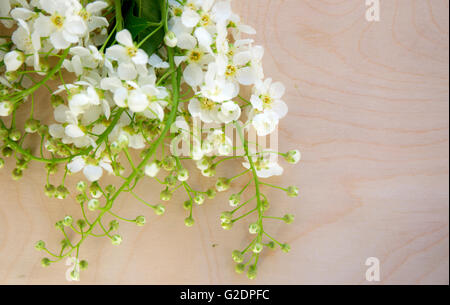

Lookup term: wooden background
[0,0,448,284]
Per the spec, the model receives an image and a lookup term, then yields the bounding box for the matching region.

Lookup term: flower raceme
[0,0,301,281]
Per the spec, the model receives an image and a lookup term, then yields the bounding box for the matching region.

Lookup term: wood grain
[0,0,448,284]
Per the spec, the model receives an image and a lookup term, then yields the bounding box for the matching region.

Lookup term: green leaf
[123,0,164,55]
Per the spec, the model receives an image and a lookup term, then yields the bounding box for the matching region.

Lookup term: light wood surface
[0,0,448,285]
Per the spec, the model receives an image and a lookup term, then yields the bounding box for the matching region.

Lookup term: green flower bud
[281,243,291,253]
[60,239,70,249]
[55,221,64,230]
[77,219,86,230]
[164,174,177,187]
[87,199,100,211]
[162,156,176,171]
[51,95,64,108]
[183,200,192,210]
[44,184,56,197]
[248,223,260,234]
[285,150,301,164]
[155,204,165,216]
[2,146,13,157]
[9,130,21,142]
[38,124,48,136]
[79,260,88,270]
[196,157,212,170]
[232,250,244,263]
[12,168,23,181]
[229,194,240,207]
[0,158,5,169]
[45,163,57,175]
[221,221,233,230]
[135,215,146,226]
[193,193,205,205]
[267,241,276,250]
[0,129,8,139]
[105,184,116,194]
[76,193,86,204]
[262,199,270,212]
[215,177,230,192]
[220,211,233,224]
[76,181,87,192]
[235,263,245,274]
[63,216,73,226]
[206,188,216,199]
[202,167,216,177]
[41,258,51,267]
[160,188,172,201]
[252,242,263,254]
[247,265,257,280]
[283,214,295,224]
[287,186,299,197]
[89,182,102,198]
[177,168,189,181]
[16,158,28,170]
[111,234,122,245]
[35,240,45,251]
[109,220,119,231]
[24,118,40,134]
[55,185,69,199]
[184,216,195,227]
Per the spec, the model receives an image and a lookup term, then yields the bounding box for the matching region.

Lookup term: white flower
[251,111,279,137]
[113,81,151,113]
[64,46,104,76]
[250,78,288,118]
[34,0,88,49]
[217,101,241,123]
[67,156,113,182]
[200,63,238,103]
[188,97,218,123]
[4,50,25,71]
[202,129,233,156]
[242,155,283,178]
[105,30,148,79]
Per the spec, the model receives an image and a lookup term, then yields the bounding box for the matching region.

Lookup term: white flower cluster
[166,0,289,177]
[1,0,292,183]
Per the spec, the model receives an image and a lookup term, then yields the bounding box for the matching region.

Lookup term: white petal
[270,82,286,99]
[105,45,128,61]
[148,54,169,69]
[100,77,122,91]
[194,27,212,51]
[34,15,52,37]
[113,87,128,107]
[67,156,86,173]
[271,101,288,119]
[49,124,65,138]
[87,1,108,14]
[132,49,148,65]
[65,124,85,138]
[250,95,263,111]
[116,29,133,47]
[54,105,69,123]
[176,33,197,50]
[236,67,256,86]
[50,31,71,49]
[183,63,203,87]
[128,90,149,113]
[212,1,231,23]
[181,8,200,28]
[118,62,137,80]
[83,165,103,182]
